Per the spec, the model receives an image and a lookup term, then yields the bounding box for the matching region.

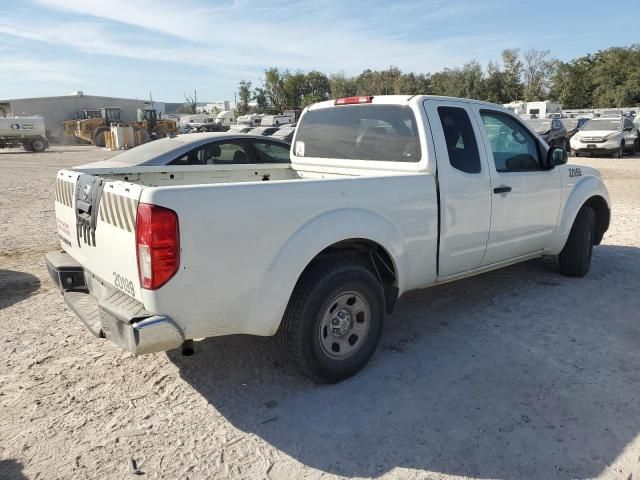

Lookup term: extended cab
[46,95,610,383]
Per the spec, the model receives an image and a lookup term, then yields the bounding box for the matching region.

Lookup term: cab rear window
[295,105,421,162]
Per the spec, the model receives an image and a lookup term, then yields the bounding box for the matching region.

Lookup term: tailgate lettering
[113,272,135,297]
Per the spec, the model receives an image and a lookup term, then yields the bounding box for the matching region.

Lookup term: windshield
[295,104,421,162]
[582,118,622,131]
[524,119,552,133]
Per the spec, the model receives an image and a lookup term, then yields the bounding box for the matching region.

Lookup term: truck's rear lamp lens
[334,96,373,105]
[136,203,180,290]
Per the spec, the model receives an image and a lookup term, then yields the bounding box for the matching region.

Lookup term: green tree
[329,73,357,98]
[237,80,252,115]
[263,67,288,112]
[484,60,507,104]
[548,58,594,108]
[501,48,524,101]
[589,45,640,107]
[252,87,269,113]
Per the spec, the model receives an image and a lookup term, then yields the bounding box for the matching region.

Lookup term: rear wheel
[279,259,385,383]
[29,138,46,152]
[22,141,33,152]
[559,206,596,277]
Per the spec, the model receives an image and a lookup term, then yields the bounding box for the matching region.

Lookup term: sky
[1,0,637,102]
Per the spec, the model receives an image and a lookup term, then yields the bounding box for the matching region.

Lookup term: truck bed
[54,161,438,345]
[73,162,411,187]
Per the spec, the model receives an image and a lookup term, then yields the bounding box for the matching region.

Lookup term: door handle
[493,185,512,194]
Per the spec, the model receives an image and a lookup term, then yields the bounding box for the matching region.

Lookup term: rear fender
[247,208,406,336]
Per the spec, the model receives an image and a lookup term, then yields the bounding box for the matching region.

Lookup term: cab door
[472,107,562,265]
[423,99,492,277]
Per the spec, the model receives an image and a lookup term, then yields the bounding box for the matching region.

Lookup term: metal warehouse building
[0,92,165,140]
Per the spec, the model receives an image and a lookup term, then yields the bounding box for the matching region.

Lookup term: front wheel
[279,259,385,383]
[615,143,624,158]
[559,206,595,277]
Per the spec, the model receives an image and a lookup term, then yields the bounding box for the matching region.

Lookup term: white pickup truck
[46,95,610,383]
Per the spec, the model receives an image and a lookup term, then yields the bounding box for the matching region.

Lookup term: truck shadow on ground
[0,269,40,310]
[169,244,640,479]
[0,459,27,480]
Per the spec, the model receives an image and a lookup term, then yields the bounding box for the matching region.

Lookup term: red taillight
[135,203,180,290]
[334,96,373,105]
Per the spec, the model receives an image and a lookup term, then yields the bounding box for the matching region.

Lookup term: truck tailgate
[54,169,145,302]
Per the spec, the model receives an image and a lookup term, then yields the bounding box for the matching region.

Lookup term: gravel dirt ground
[1,145,639,480]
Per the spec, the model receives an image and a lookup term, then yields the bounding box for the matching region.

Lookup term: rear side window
[169,141,251,165]
[437,107,481,174]
[253,141,290,163]
[295,105,421,162]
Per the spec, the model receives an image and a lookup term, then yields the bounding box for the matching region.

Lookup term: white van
[260,114,295,127]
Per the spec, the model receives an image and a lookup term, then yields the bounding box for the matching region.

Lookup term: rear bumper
[45,251,184,355]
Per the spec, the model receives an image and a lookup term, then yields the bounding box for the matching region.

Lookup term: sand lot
[1,145,640,480]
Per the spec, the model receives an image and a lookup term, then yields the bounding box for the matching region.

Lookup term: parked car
[524,117,568,149]
[570,116,638,158]
[228,125,254,133]
[270,125,296,142]
[247,126,279,136]
[47,95,610,383]
[563,118,590,140]
[78,133,291,168]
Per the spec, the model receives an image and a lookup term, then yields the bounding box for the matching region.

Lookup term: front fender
[246,208,407,336]
[547,172,610,255]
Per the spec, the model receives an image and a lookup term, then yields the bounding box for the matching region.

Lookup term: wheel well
[307,239,399,313]
[584,196,609,245]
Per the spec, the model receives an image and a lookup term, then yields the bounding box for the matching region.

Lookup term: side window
[437,106,481,174]
[212,142,250,164]
[253,141,291,163]
[168,141,251,165]
[480,111,541,172]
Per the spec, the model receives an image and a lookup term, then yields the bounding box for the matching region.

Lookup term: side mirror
[547,146,568,167]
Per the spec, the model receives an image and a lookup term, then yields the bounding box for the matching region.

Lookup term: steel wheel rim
[319,291,371,360]
[32,141,43,150]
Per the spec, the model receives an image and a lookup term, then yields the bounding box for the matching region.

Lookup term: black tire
[279,258,385,383]
[559,206,596,277]
[630,139,637,154]
[135,128,150,145]
[615,142,624,158]
[22,142,33,152]
[29,138,46,152]
[92,127,108,147]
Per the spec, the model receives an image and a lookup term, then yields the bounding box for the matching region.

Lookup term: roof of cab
[305,94,512,115]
